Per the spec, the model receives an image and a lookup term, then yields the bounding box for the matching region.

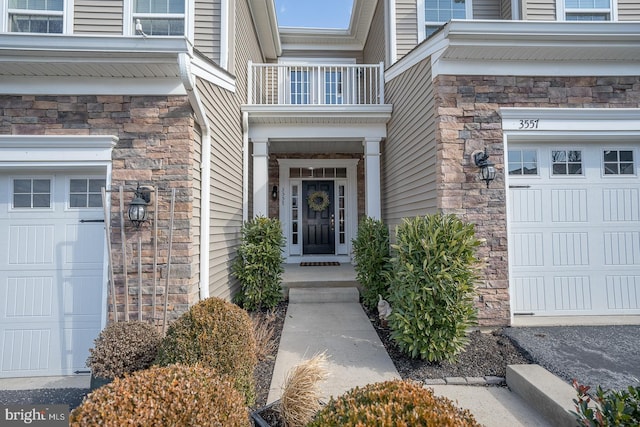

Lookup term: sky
[274,0,354,29]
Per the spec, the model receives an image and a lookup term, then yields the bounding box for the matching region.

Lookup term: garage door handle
[80,219,105,223]
[509,185,531,189]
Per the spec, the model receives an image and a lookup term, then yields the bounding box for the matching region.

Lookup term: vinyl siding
[364,0,386,66]
[396,0,418,59]
[619,0,640,20]
[195,0,221,63]
[522,0,556,20]
[74,0,123,35]
[473,0,503,19]
[198,0,263,300]
[382,57,438,234]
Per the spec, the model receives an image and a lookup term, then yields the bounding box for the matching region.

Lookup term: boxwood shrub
[352,217,390,309]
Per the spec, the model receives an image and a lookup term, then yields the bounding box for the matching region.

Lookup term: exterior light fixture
[272,185,278,200]
[473,149,497,188]
[128,185,151,228]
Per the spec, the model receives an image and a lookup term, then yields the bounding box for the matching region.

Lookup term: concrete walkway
[268,287,554,426]
[267,287,400,403]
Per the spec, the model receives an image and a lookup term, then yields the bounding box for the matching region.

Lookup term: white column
[252,139,269,217]
[363,138,382,219]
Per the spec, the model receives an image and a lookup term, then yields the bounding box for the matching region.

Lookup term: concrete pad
[428,385,553,427]
[0,375,90,391]
[507,364,577,427]
[267,302,399,404]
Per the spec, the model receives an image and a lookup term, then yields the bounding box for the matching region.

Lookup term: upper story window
[561,0,613,21]
[7,0,64,34]
[133,0,185,36]
[422,0,472,39]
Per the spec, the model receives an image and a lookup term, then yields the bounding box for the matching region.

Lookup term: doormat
[300,262,340,267]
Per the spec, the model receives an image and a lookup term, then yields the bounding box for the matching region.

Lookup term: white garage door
[508,144,640,316]
[0,172,105,377]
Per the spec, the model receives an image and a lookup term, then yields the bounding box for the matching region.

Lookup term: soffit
[0,34,188,78]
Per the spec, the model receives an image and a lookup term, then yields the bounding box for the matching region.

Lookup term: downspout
[179,52,211,300]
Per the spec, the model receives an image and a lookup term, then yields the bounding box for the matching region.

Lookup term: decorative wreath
[307,190,331,212]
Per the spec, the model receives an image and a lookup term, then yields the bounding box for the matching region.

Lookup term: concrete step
[507,364,577,427]
[289,287,360,304]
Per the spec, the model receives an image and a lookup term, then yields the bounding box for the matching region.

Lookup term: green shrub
[70,364,249,427]
[309,380,480,426]
[154,297,258,405]
[387,214,479,362]
[572,380,640,426]
[232,216,285,311]
[86,321,161,379]
[352,217,391,309]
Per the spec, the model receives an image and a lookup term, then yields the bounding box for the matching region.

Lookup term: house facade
[0,0,639,378]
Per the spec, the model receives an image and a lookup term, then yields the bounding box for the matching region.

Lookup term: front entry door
[302,181,335,254]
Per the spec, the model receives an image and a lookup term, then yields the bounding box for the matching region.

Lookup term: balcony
[247,62,385,106]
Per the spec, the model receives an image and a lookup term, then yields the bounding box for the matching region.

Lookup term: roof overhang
[0,34,235,95]
[241,104,392,143]
[386,20,640,81]
[247,0,281,60]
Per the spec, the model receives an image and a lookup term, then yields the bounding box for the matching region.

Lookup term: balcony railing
[247,61,385,106]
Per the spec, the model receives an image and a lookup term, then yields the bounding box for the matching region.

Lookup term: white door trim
[278,158,359,263]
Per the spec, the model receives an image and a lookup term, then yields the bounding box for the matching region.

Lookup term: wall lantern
[272,185,278,200]
[128,185,151,228]
[473,149,497,188]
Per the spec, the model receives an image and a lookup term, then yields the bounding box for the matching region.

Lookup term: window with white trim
[508,149,538,175]
[562,0,613,21]
[12,178,51,208]
[552,150,583,175]
[423,0,471,38]
[7,0,64,34]
[69,178,105,208]
[603,150,634,175]
[133,0,185,36]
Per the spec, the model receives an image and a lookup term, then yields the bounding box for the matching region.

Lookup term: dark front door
[302,181,335,254]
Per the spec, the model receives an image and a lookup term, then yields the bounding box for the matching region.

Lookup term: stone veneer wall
[434,76,640,326]
[0,94,199,326]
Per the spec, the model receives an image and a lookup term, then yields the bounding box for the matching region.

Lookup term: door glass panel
[338,184,346,244]
[291,184,299,245]
[509,149,538,175]
[604,150,635,175]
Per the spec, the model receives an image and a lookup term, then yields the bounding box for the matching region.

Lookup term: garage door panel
[552,232,589,266]
[603,188,639,221]
[553,276,592,311]
[0,171,105,378]
[1,328,51,375]
[63,223,104,268]
[509,143,640,316]
[63,275,103,317]
[3,276,54,318]
[8,224,55,265]
[551,189,588,222]
[606,276,640,310]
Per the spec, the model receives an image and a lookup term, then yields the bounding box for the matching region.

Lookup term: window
[508,149,538,175]
[8,0,64,33]
[69,179,105,208]
[325,71,343,105]
[424,0,469,38]
[604,150,634,175]
[552,150,583,175]
[13,178,51,208]
[133,0,185,36]
[562,0,612,21]
[290,70,309,104]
